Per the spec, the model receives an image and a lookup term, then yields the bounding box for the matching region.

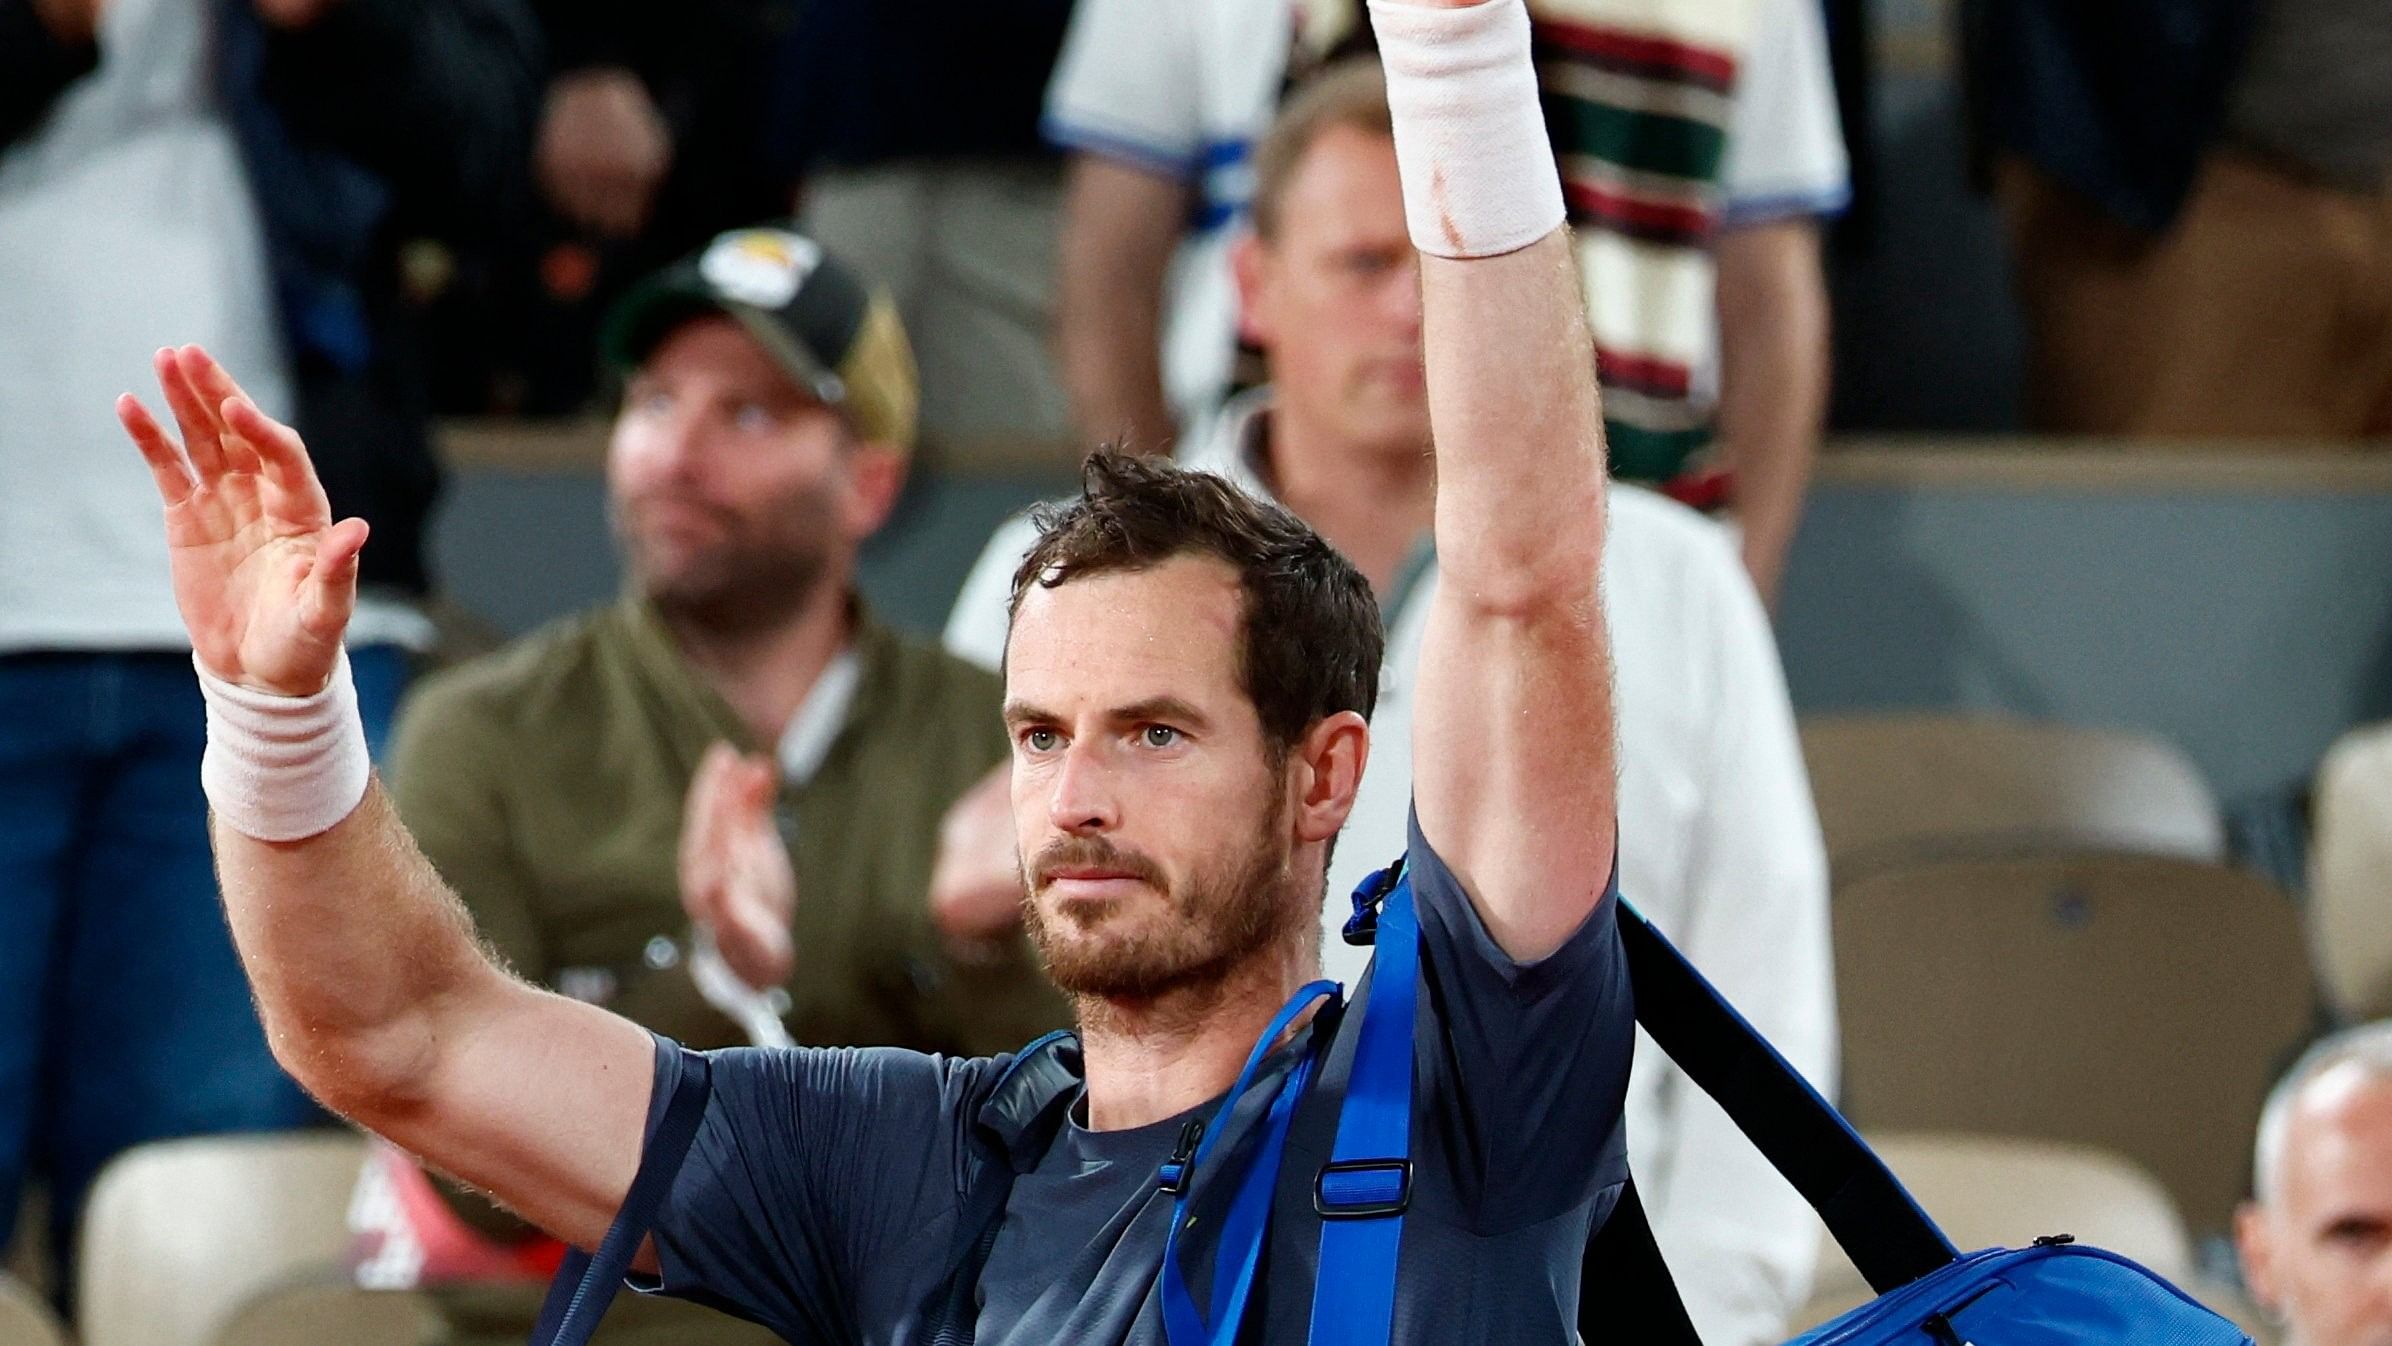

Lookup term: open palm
[116,345,368,696]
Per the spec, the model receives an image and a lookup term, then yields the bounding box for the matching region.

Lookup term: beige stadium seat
[208,1276,440,1346]
[2311,722,2392,1021]
[0,1274,63,1346]
[1800,712,2225,873]
[78,1131,367,1346]
[1833,851,2315,1236]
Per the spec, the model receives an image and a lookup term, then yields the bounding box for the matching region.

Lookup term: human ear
[842,440,907,540]
[2234,1202,2283,1315]
[1231,231,1277,348]
[1290,711,1370,845]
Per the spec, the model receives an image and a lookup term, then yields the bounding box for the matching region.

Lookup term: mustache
[624,492,741,530]
[1029,835,1168,893]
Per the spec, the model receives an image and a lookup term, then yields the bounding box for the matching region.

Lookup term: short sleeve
[1402,813,1636,1229]
[1042,0,1204,178]
[638,1038,987,1343]
[1719,0,1850,226]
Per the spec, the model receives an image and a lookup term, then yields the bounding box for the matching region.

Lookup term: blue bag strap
[1161,984,1337,1346]
[1306,863,1420,1346]
[1612,898,1957,1295]
[529,1047,714,1346]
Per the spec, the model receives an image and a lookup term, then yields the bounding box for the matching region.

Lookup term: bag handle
[528,1046,714,1346]
[1613,899,1956,1295]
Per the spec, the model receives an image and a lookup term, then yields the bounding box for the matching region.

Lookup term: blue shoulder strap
[529,1047,713,1346]
[1162,984,1339,1346]
[1305,862,1420,1346]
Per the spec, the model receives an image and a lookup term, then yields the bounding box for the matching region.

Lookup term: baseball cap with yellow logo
[601,224,919,452]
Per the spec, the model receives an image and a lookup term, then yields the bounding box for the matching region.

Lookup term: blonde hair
[1250,58,1394,241]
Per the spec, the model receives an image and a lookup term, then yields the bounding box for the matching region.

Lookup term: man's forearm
[1054,155,1189,455]
[1379,0,1605,601]
[1419,235,1607,605]
[1057,289,1177,455]
[1714,218,1830,606]
[215,780,506,1113]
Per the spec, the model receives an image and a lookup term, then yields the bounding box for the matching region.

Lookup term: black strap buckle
[1156,1118,1205,1195]
[1341,860,1407,948]
[1313,1158,1412,1219]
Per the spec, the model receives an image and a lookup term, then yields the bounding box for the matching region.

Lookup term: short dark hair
[1251,58,1393,241]
[1009,453,1383,755]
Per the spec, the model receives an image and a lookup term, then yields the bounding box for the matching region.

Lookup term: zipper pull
[2032,1233,2076,1247]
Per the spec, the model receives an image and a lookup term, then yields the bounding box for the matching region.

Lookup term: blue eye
[1142,725,1180,748]
[1023,728,1060,753]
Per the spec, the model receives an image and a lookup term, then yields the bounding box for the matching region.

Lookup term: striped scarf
[1294,0,1760,501]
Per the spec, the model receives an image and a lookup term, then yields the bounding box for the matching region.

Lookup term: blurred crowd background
[2,0,2389,1343]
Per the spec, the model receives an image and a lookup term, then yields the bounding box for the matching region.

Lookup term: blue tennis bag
[532,861,2256,1345]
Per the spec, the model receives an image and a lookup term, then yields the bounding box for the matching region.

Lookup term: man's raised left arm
[1377,0,1617,962]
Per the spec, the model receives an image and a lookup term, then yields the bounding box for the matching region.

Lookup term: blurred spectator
[432,0,1082,447]
[946,65,1835,1345]
[779,0,1080,462]
[427,0,794,414]
[350,226,1065,1344]
[2237,1022,2392,1346]
[1971,0,2392,436]
[0,0,537,1296]
[1043,0,1847,601]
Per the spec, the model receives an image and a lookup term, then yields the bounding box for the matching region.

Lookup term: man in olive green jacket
[360,225,1066,1345]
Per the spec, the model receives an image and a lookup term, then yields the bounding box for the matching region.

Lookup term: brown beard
[1021,784,1309,1003]
[616,484,838,635]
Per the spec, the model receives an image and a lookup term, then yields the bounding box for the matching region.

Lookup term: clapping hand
[679,743,797,992]
[928,765,1027,953]
[116,346,365,697]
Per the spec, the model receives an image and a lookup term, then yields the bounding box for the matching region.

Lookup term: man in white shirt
[1043,0,1848,603]
[950,61,1835,1345]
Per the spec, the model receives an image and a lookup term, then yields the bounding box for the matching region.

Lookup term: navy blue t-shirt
[636,813,1634,1343]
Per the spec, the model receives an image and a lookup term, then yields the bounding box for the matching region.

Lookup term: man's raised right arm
[117,345,653,1260]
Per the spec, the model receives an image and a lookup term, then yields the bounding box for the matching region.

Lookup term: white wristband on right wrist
[1368,0,1567,259]
[196,649,372,843]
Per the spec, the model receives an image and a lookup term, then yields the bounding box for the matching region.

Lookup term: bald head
[2240,1024,2392,1346]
